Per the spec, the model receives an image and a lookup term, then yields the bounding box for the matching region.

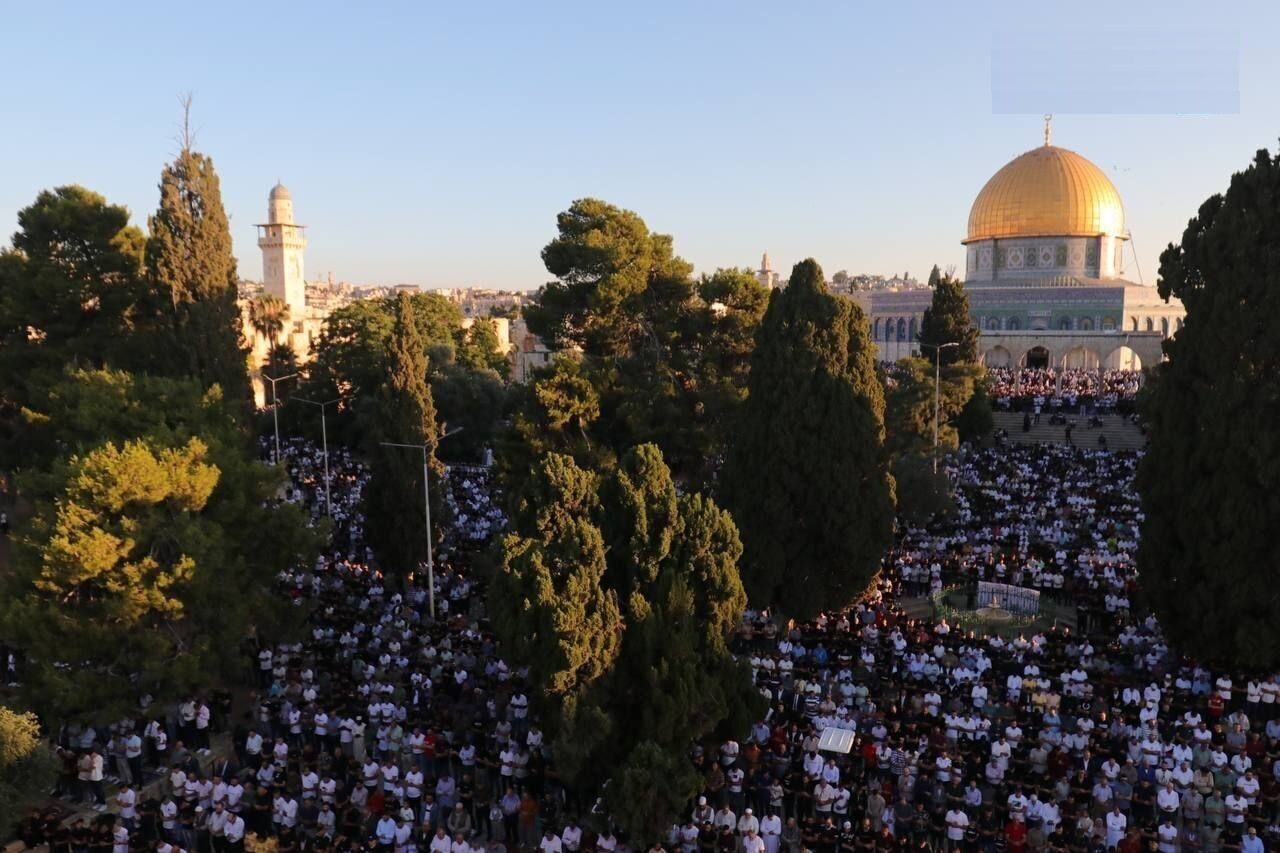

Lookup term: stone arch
[1104,345,1143,370]
[1161,317,1170,338]
[987,317,1001,331]
[908,316,917,342]
[873,318,882,340]
[1007,316,1021,331]
[1023,345,1050,368]
[1102,317,1116,331]
[1061,345,1100,370]
[1145,317,1154,332]
[896,318,907,340]
[1079,317,1094,331]
[1130,316,1139,331]
[983,345,1013,368]
[1058,316,1072,330]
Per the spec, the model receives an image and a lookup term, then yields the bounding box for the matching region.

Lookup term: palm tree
[249,294,289,345]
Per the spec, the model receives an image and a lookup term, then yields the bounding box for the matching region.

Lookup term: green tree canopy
[0,186,149,465]
[458,317,510,377]
[511,200,767,489]
[490,444,758,840]
[721,259,894,618]
[1137,146,1280,668]
[918,269,979,366]
[526,199,694,358]
[0,369,318,723]
[302,290,496,450]
[145,146,250,406]
[497,356,610,489]
[883,357,987,459]
[0,186,147,371]
[363,292,440,580]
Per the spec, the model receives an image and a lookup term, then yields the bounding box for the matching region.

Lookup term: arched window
[1130,316,1139,331]
[1080,317,1093,331]
[1102,317,1116,331]
[988,317,1001,331]
[1161,317,1170,338]
[1007,317,1020,331]
[885,318,895,341]
[897,318,907,340]
[1058,317,1072,330]
[1146,317,1154,332]
[908,317,917,341]
[874,318,882,340]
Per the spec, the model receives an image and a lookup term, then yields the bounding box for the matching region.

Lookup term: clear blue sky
[2,0,1277,290]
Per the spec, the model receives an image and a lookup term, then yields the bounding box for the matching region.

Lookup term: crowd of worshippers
[14,441,1280,853]
[721,445,1276,853]
[986,370,1143,414]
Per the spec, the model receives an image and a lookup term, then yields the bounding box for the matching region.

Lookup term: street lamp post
[292,396,342,517]
[380,426,463,620]
[261,372,298,466]
[920,341,960,474]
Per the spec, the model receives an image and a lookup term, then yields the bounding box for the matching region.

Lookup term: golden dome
[965,145,1125,243]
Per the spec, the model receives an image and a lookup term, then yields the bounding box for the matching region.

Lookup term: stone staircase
[991,411,1147,451]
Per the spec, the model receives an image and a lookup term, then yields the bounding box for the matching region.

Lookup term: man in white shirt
[538,829,563,853]
[115,784,138,830]
[376,814,398,847]
[429,828,452,853]
[195,702,211,752]
[124,730,144,785]
[301,767,320,799]
[945,808,969,849]
[1105,806,1127,848]
[160,797,179,840]
[561,819,583,853]
[258,648,273,687]
[759,811,783,853]
[208,802,229,849]
[813,781,836,816]
[224,812,246,852]
[678,822,699,853]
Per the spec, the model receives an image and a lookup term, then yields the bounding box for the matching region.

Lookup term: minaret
[256,182,307,317]
[756,251,779,289]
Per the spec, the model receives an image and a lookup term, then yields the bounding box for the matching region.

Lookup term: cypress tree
[364,292,440,579]
[490,443,757,840]
[1137,146,1280,668]
[918,269,979,366]
[146,145,250,405]
[721,259,894,618]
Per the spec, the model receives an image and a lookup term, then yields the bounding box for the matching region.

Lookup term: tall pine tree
[364,292,440,579]
[491,444,757,840]
[145,130,249,406]
[721,259,894,617]
[917,268,979,366]
[1137,146,1280,668]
